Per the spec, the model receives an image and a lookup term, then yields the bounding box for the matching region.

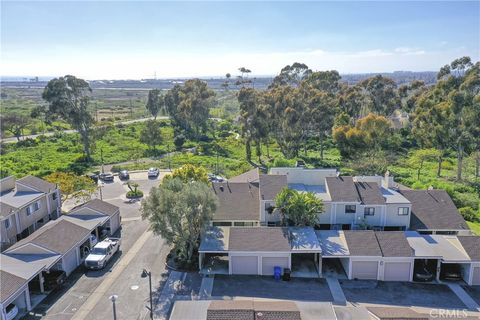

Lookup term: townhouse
[0,199,120,319]
[201,167,478,285]
[0,176,61,251]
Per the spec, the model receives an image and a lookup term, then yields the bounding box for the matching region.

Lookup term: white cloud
[1,47,477,79]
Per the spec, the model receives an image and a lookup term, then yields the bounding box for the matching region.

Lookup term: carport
[199,227,230,275]
[457,236,480,286]
[316,230,350,279]
[290,227,322,278]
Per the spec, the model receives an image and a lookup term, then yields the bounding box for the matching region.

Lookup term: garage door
[231,256,258,275]
[384,262,411,281]
[262,257,289,275]
[351,261,378,280]
[109,214,120,235]
[473,267,480,285]
[63,247,79,276]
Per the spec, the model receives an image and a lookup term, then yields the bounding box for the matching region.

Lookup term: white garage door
[351,261,378,280]
[231,256,258,275]
[262,257,289,275]
[384,262,411,281]
[109,214,120,235]
[473,267,480,285]
[63,247,79,275]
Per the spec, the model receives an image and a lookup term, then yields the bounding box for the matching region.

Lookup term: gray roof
[229,227,291,252]
[0,190,43,210]
[259,174,287,200]
[457,236,480,261]
[316,230,350,256]
[7,219,91,255]
[211,182,260,221]
[355,182,385,205]
[71,198,119,217]
[0,271,26,303]
[400,190,469,231]
[229,168,259,183]
[325,176,359,202]
[17,175,56,193]
[199,227,229,252]
[375,231,413,257]
[289,227,321,251]
[343,230,382,256]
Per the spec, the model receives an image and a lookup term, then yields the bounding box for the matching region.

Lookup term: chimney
[382,170,394,189]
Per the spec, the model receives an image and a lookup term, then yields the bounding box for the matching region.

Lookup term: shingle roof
[259,174,287,200]
[457,236,480,261]
[399,190,469,231]
[17,175,56,193]
[0,270,26,303]
[344,230,382,256]
[375,231,413,257]
[355,182,385,205]
[71,198,119,216]
[229,168,260,183]
[325,176,359,202]
[229,227,291,251]
[211,182,260,221]
[7,219,91,255]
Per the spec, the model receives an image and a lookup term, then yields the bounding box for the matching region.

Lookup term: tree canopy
[274,188,323,226]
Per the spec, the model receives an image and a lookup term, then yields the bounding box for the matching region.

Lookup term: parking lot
[340,280,467,310]
[211,275,333,301]
[25,170,172,320]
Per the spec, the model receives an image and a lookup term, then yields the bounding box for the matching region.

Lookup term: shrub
[459,207,480,223]
[174,134,186,150]
[126,190,144,198]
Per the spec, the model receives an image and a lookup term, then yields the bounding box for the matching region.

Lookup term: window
[398,207,409,216]
[52,192,57,201]
[364,207,375,216]
[4,218,10,229]
[345,205,356,214]
[26,206,32,216]
[33,201,40,211]
[212,221,232,227]
[234,222,255,227]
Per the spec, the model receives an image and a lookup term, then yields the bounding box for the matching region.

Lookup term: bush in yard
[174,134,186,150]
[125,182,143,198]
[459,207,480,223]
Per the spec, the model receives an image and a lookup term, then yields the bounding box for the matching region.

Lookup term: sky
[1,1,479,79]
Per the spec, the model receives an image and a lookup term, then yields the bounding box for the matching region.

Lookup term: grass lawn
[467,222,480,235]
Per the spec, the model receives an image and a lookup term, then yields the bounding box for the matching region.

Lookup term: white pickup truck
[84,238,121,270]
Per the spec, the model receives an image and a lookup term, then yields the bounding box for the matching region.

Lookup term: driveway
[340,280,467,309]
[212,275,333,301]
[463,286,480,306]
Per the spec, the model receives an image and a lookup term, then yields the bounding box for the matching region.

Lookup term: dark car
[99,172,114,182]
[87,174,99,183]
[30,270,66,291]
[119,170,130,180]
[440,264,462,281]
[414,267,435,282]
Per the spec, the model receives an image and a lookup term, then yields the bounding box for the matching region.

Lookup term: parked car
[87,174,99,184]
[440,264,462,281]
[30,270,66,292]
[147,167,159,178]
[208,173,225,182]
[84,238,121,270]
[414,266,435,282]
[99,172,114,182]
[295,160,306,168]
[5,303,18,320]
[119,170,130,180]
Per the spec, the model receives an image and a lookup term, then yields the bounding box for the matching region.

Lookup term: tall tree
[169,164,209,184]
[41,75,94,159]
[407,149,441,180]
[141,178,217,265]
[360,75,400,116]
[303,70,341,94]
[44,171,97,202]
[145,89,163,119]
[398,80,427,113]
[140,120,163,153]
[1,114,29,141]
[269,62,312,88]
[338,85,367,119]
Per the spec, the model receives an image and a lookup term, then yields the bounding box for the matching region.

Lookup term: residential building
[0,176,61,251]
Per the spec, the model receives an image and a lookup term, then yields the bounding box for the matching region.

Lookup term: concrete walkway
[153,271,185,320]
[326,277,347,305]
[199,275,215,300]
[71,230,153,320]
[447,283,480,312]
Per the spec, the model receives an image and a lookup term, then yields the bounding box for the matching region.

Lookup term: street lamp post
[141,269,153,320]
[109,295,118,320]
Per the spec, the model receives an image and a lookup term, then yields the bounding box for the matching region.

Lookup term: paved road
[24,173,170,320]
[0,117,162,144]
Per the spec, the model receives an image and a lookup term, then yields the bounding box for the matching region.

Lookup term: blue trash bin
[274,266,282,280]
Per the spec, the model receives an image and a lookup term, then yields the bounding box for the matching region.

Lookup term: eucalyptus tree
[41,75,94,160]
[269,62,312,88]
[145,89,164,119]
[359,75,400,116]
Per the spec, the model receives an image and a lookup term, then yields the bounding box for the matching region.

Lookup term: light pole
[141,269,153,320]
[109,295,118,320]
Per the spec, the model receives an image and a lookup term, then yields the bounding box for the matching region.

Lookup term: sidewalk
[153,271,185,320]
[447,283,480,312]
